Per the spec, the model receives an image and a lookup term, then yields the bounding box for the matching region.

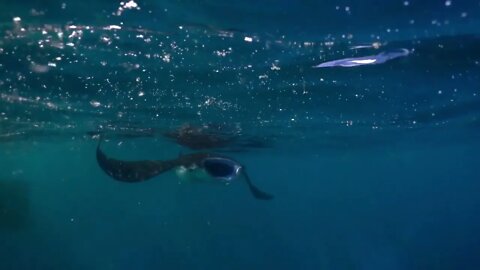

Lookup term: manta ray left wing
[96,142,178,182]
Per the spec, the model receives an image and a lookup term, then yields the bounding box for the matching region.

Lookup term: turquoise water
[1,1,480,269]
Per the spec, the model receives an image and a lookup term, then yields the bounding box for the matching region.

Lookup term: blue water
[1,1,480,269]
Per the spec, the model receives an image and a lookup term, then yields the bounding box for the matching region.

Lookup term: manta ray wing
[96,143,178,182]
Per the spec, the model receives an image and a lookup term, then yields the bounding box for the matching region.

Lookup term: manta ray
[96,141,274,200]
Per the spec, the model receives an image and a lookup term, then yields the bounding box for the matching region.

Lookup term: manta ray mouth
[202,157,241,181]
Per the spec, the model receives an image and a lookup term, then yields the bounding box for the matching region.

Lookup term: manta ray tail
[242,170,274,200]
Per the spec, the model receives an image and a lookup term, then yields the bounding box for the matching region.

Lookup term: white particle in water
[445,0,451,6]
[116,0,140,16]
[161,54,171,63]
[403,1,409,6]
[104,25,122,30]
[90,100,101,107]
[244,36,253,42]
[101,36,111,43]
[13,17,21,22]
[138,91,144,97]
[214,49,231,57]
[31,64,50,73]
[270,63,281,71]
[124,0,139,9]
[46,102,57,109]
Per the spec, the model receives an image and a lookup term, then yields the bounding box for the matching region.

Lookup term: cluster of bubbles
[0,1,478,148]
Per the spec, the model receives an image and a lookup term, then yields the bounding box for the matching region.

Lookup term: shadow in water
[0,179,30,231]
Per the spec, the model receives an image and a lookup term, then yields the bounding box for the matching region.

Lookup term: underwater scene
[1,0,480,269]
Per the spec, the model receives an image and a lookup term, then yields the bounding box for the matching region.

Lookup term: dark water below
[1,1,480,269]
